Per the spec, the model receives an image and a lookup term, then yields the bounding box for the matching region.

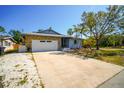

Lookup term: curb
[96,69,124,88]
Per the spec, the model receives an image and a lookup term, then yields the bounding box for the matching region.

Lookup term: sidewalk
[98,70,124,88]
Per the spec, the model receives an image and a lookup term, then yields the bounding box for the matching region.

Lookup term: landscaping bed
[0,53,43,88]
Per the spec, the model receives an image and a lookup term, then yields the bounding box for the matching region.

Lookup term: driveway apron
[33,51,124,88]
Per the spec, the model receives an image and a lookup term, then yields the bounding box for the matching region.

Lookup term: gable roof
[0,35,11,39]
[22,27,82,40]
[23,32,82,40]
[23,32,63,37]
[36,27,62,35]
[0,35,16,42]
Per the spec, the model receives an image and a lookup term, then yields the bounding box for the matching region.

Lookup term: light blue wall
[69,39,82,48]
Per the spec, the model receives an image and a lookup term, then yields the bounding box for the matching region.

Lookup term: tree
[0,26,5,35]
[9,30,23,44]
[116,6,124,29]
[108,34,118,47]
[67,28,73,36]
[99,35,110,47]
[116,33,124,46]
[83,37,96,49]
[73,25,80,38]
[78,24,87,38]
[81,5,123,50]
[37,29,44,33]
[67,24,87,38]
[98,33,124,47]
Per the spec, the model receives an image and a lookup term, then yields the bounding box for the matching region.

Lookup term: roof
[0,36,11,39]
[0,35,16,42]
[35,27,62,35]
[23,32,64,37]
[23,32,82,39]
[23,27,82,39]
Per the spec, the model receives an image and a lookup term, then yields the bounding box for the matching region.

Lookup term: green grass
[0,76,4,88]
[18,75,28,85]
[71,48,124,67]
[14,64,20,68]
[95,49,124,66]
[96,49,124,56]
[96,55,124,66]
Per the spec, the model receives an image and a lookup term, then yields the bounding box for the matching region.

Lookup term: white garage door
[32,40,58,52]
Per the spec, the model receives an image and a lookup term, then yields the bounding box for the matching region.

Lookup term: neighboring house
[22,27,82,52]
[0,36,15,52]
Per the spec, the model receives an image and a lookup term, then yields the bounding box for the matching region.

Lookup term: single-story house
[22,27,82,52]
[0,36,15,52]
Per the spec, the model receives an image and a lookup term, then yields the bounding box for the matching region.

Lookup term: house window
[8,42,11,46]
[74,40,77,45]
[40,41,45,42]
[4,41,11,46]
[47,41,52,42]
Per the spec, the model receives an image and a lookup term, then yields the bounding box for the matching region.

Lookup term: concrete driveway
[33,51,124,88]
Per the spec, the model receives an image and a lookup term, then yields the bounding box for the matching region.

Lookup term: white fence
[18,45,27,52]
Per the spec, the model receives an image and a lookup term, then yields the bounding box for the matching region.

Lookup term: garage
[32,40,58,52]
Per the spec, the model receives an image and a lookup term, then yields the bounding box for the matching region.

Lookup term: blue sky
[0,5,107,35]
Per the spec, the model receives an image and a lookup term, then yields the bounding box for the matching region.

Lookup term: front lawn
[95,49,124,66]
[97,55,124,66]
[68,48,124,67]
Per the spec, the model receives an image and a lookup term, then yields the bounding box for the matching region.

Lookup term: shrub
[5,49,18,54]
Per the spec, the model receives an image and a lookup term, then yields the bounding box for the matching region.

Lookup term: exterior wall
[23,35,62,50]
[18,45,27,52]
[0,41,1,46]
[69,39,82,48]
[2,39,15,52]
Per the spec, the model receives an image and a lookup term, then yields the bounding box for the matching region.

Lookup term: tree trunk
[96,39,99,50]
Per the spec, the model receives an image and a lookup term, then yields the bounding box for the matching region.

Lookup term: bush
[69,48,124,58]
[0,52,4,56]
[70,48,98,58]
[5,49,18,54]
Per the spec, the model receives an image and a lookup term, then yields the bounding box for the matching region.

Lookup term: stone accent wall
[23,35,61,50]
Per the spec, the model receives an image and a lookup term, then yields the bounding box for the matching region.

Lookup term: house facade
[0,36,15,52]
[22,28,82,52]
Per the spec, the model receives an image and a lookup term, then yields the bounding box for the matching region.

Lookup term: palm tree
[72,25,81,38]
[77,24,88,38]
[9,30,23,44]
[0,26,5,35]
[67,28,73,36]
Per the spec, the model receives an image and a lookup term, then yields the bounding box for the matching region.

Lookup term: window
[4,41,11,46]
[40,41,45,42]
[8,42,11,46]
[47,41,52,42]
[74,40,77,45]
